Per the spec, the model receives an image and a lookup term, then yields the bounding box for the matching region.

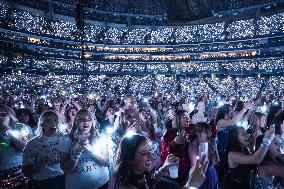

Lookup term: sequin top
[161,125,195,185]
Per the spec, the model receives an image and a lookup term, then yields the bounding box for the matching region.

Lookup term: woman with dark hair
[65,106,78,133]
[191,101,208,124]
[51,97,66,124]
[22,111,65,189]
[225,125,275,189]
[164,108,176,130]
[161,109,195,186]
[58,109,109,189]
[114,134,179,189]
[216,102,252,131]
[16,108,37,132]
[215,102,252,160]
[254,135,284,189]
[271,110,284,138]
[0,104,32,188]
[266,104,282,128]
[188,122,220,189]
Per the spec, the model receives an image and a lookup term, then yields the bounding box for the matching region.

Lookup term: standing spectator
[58,109,109,189]
[161,109,194,186]
[22,111,65,189]
[0,104,32,188]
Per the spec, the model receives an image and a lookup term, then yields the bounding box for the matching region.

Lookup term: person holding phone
[225,125,275,189]
[114,134,179,189]
[58,109,109,189]
[0,104,32,189]
[161,110,194,186]
[188,122,220,189]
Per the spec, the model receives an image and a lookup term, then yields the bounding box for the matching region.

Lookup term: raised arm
[217,102,252,131]
[229,129,275,166]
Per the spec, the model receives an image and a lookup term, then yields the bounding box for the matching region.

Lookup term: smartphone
[271,124,275,132]
[199,142,208,159]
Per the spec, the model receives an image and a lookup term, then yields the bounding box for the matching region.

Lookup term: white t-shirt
[0,123,32,170]
[58,134,109,189]
[23,134,64,180]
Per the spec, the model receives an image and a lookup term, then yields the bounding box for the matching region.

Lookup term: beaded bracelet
[260,137,272,150]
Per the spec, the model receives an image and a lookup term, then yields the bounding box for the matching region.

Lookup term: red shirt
[161,124,195,186]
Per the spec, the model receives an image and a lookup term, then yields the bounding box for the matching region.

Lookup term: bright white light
[59,123,67,132]
[90,134,108,156]
[10,130,20,138]
[236,121,249,129]
[218,101,224,107]
[106,127,114,135]
[260,106,267,113]
[188,102,195,111]
[20,129,29,136]
[87,93,96,100]
[273,101,279,105]
[41,95,47,100]
[125,130,137,138]
[143,98,149,103]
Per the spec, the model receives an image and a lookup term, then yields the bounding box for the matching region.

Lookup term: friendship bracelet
[260,137,272,150]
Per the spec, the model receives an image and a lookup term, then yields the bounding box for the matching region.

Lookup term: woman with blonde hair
[59,109,109,189]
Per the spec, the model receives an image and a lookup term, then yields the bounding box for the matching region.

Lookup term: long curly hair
[114,134,148,184]
[69,109,99,144]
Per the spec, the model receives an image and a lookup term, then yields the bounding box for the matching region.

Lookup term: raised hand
[186,155,209,188]
[71,140,89,162]
[163,154,179,169]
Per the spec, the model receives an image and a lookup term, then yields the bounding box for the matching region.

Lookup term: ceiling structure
[6,0,284,25]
